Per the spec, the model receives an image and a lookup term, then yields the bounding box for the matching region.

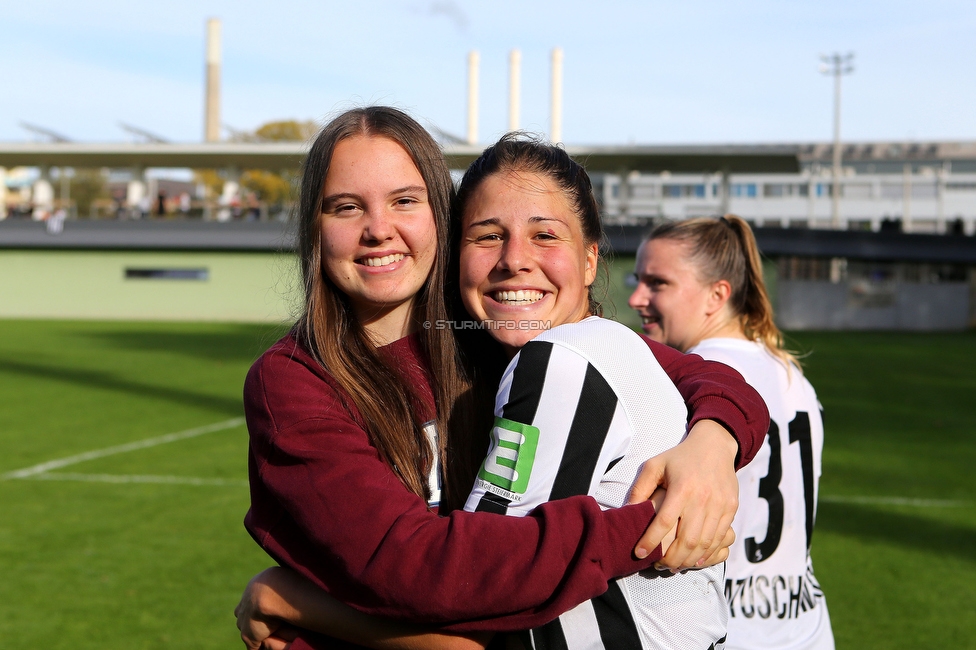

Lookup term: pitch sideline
[27,472,248,487]
[1,417,246,481]
[2,419,970,504]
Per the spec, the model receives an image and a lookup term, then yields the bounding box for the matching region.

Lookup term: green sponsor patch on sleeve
[477,416,540,495]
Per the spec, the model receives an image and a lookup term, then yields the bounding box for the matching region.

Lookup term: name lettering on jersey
[477,417,539,497]
[725,563,824,620]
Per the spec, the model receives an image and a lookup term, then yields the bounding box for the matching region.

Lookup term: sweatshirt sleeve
[243,347,662,633]
[643,335,769,469]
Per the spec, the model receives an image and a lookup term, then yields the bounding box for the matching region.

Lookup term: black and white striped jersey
[689,339,834,650]
[465,317,727,650]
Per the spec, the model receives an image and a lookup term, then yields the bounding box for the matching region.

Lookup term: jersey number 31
[745,411,816,564]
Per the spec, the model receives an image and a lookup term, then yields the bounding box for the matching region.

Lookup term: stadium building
[597,140,976,236]
[1,139,974,330]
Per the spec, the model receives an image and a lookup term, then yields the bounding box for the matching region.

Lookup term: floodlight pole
[821,52,853,229]
[467,51,479,145]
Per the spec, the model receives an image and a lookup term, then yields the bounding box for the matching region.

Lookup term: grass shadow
[83,323,292,364]
[816,500,976,565]
[0,358,243,416]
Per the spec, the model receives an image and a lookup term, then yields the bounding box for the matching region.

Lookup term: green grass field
[786,330,976,646]
[0,320,286,648]
[0,319,973,648]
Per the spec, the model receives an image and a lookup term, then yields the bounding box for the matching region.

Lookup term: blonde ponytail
[646,215,801,371]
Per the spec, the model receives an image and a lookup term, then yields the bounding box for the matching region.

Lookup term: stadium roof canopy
[446,144,803,174]
[0,142,308,170]
[4,219,975,264]
[0,142,802,174]
[9,138,976,173]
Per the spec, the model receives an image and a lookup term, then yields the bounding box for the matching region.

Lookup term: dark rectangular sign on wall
[124,268,209,280]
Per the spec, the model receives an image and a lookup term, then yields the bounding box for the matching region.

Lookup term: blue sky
[2,0,974,145]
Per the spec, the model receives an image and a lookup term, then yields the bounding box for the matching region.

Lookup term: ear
[583,242,599,287]
[704,279,733,315]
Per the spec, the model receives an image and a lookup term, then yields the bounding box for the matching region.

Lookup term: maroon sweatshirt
[244,332,768,646]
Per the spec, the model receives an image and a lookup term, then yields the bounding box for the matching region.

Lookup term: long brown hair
[294,106,486,507]
[646,214,800,370]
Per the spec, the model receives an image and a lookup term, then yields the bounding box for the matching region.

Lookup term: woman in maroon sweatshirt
[237,107,768,649]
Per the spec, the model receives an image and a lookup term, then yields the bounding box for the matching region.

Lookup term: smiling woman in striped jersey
[451,134,730,649]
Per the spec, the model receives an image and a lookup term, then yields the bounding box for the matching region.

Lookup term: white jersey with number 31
[689,338,834,650]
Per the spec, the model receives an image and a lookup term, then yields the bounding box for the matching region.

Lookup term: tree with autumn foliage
[195,119,319,212]
[253,120,319,143]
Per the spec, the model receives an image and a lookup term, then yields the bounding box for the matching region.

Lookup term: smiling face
[459,169,598,354]
[628,237,716,351]
[319,135,437,340]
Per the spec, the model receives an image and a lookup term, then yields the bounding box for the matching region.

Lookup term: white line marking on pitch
[25,472,248,487]
[1,418,245,481]
[820,495,970,508]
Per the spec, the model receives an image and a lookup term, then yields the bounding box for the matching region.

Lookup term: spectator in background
[179,192,191,217]
[136,195,151,219]
[47,206,66,234]
[113,191,126,220]
[246,192,260,220]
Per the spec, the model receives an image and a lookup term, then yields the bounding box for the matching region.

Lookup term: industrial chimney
[550,47,563,144]
[204,18,221,143]
[508,49,521,132]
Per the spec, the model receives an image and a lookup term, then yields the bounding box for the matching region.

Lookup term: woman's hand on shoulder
[628,419,738,570]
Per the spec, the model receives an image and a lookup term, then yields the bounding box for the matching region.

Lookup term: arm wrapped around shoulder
[643,335,769,468]
[242,338,663,633]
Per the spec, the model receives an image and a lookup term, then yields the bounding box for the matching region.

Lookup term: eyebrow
[529,216,564,224]
[466,217,500,228]
[466,215,567,228]
[637,272,666,282]
[390,185,427,196]
[321,186,428,209]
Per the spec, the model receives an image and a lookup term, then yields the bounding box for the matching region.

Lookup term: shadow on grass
[0,358,243,416]
[84,324,292,364]
[817,500,976,565]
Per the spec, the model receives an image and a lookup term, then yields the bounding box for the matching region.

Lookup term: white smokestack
[467,50,479,145]
[550,47,563,144]
[0,167,7,220]
[508,49,521,132]
[205,18,222,143]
